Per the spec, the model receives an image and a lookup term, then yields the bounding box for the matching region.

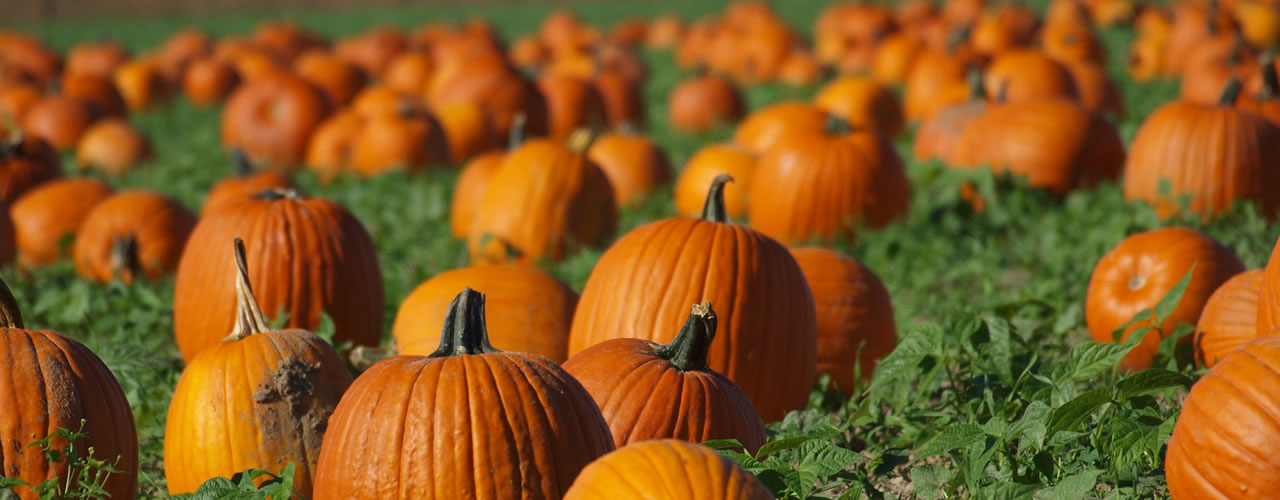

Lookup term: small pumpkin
[646,15,685,50]
[732,101,828,156]
[570,176,818,422]
[537,73,608,141]
[202,148,294,214]
[20,95,94,151]
[10,178,111,268]
[66,40,130,79]
[1166,337,1280,498]
[814,76,906,138]
[1196,269,1263,369]
[433,100,493,165]
[449,115,526,239]
[75,118,152,176]
[164,239,353,497]
[673,143,755,219]
[394,264,577,361]
[113,59,171,112]
[777,50,822,87]
[383,51,434,96]
[304,110,364,180]
[0,276,139,500]
[872,33,925,85]
[221,69,331,168]
[1085,227,1245,372]
[0,83,40,122]
[468,130,617,265]
[312,288,615,499]
[349,107,450,176]
[0,132,61,204]
[792,247,897,391]
[350,84,409,118]
[0,33,61,85]
[564,303,767,452]
[72,190,196,284]
[904,46,979,121]
[1178,36,1259,105]
[252,21,326,63]
[667,73,746,132]
[1062,60,1125,118]
[426,52,549,139]
[593,69,646,128]
[174,188,383,362]
[60,72,126,119]
[913,69,989,162]
[182,57,241,107]
[333,26,407,77]
[983,49,1078,103]
[563,440,772,500]
[586,127,672,206]
[292,50,368,107]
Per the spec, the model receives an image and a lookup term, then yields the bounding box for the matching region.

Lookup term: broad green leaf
[1050,469,1102,500]
[1115,369,1192,401]
[869,326,940,395]
[980,481,1042,500]
[1047,388,1111,437]
[1065,342,1133,381]
[702,438,745,450]
[983,315,1014,383]
[916,424,986,459]
[756,435,818,459]
[796,439,867,477]
[911,465,952,500]
[1153,266,1196,323]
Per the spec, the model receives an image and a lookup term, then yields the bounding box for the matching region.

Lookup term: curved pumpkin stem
[109,234,142,283]
[231,147,255,177]
[509,112,528,150]
[254,187,303,201]
[566,128,597,154]
[0,277,23,329]
[1217,78,1243,106]
[700,174,734,223]
[824,115,852,135]
[430,287,500,357]
[226,238,271,341]
[655,302,716,371]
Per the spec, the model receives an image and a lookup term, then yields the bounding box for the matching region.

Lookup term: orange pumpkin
[672,143,755,219]
[66,40,129,79]
[792,247,897,391]
[872,33,925,85]
[814,76,906,138]
[349,108,449,176]
[646,15,686,50]
[0,132,61,204]
[73,190,196,284]
[383,51,434,96]
[564,303,766,452]
[75,118,152,176]
[350,84,408,118]
[904,47,978,121]
[10,178,112,268]
[563,440,772,500]
[537,73,607,141]
[0,32,61,85]
[433,100,493,165]
[667,74,746,132]
[60,72,126,119]
[20,96,93,151]
[426,53,549,139]
[252,21,326,63]
[586,128,672,206]
[1178,35,1260,105]
[777,50,823,86]
[292,50,367,107]
[394,264,577,361]
[593,69,646,128]
[983,49,1078,103]
[1236,1,1280,48]
[202,149,295,214]
[733,101,829,156]
[569,176,818,422]
[181,57,240,107]
[312,288,615,500]
[913,70,989,163]
[1062,60,1126,118]
[221,70,331,168]
[333,26,407,77]
[113,60,171,112]
[1085,227,1245,372]
[0,83,40,122]
[304,110,364,181]
[1196,269,1263,369]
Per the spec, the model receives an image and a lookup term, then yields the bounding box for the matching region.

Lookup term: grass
[4,0,1279,498]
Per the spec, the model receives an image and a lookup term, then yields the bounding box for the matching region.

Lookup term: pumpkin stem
[824,114,851,135]
[994,79,1010,104]
[617,120,639,135]
[566,128,597,154]
[0,127,23,160]
[225,238,271,341]
[0,276,23,329]
[1227,35,1244,65]
[231,147,255,177]
[1217,78,1243,106]
[253,187,303,201]
[1262,56,1279,100]
[966,67,986,100]
[654,302,716,371]
[109,234,142,283]
[508,112,528,150]
[700,174,734,223]
[946,24,972,53]
[348,344,396,370]
[430,287,500,357]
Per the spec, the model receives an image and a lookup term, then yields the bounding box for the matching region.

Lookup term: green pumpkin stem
[508,112,528,150]
[1217,78,1243,106]
[430,287,500,357]
[966,67,987,100]
[700,174,734,223]
[109,234,142,283]
[654,303,717,371]
[226,238,271,341]
[946,23,972,53]
[0,277,24,329]
[824,114,852,135]
[231,147,255,177]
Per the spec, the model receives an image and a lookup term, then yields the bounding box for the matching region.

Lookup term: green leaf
[1050,469,1102,500]
[1064,342,1132,381]
[870,326,939,395]
[796,439,867,477]
[1154,266,1196,323]
[756,435,819,459]
[1114,369,1192,401]
[981,482,1042,500]
[916,424,986,459]
[702,439,746,450]
[1047,388,1111,438]
[983,315,1014,383]
[911,465,952,500]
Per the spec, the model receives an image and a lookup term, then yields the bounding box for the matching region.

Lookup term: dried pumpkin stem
[566,128,598,154]
[654,302,716,371]
[1217,78,1243,107]
[226,238,271,341]
[231,147,255,177]
[700,174,734,223]
[509,112,528,150]
[824,114,851,135]
[253,187,302,201]
[1263,58,1279,100]
[0,277,24,329]
[109,234,142,284]
[966,67,986,100]
[430,287,500,357]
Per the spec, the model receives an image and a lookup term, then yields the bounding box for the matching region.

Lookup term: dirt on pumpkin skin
[253,356,333,443]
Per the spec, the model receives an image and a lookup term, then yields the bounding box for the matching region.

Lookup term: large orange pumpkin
[10,178,113,268]
[564,303,767,452]
[814,76,906,138]
[221,69,331,168]
[586,128,672,206]
[393,264,577,361]
[313,288,615,499]
[983,49,1078,103]
[748,118,911,245]
[0,277,139,500]
[563,440,773,500]
[792,247,897,391]
[732,101,828,156]
[468,130,617,265]
[1124,80,1280,219]
[164,239,353,497]
[667,74,746,132]
[1166,337,1280,498]
[1085,227,1245,372]
[537,73,607,141]
[173,188,383,362]
[1196,269,1263,369]
[569,176,817,422]
[72,190,196,284]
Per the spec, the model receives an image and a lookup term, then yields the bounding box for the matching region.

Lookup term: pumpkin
[1062,60,1126,118]
[383,51,434,96]
[540,9,594,53]
[60,72,126,119]
[221,69,330,168]
[304,110,363,180]
[72,190,196,284]
[0,83,39,122]
[872,33,925,85]
[983,49,1078,103]
[1124,80,1280,219]
[468,130,616,265]
[1127,34,1167,83]
[593,69,646,128]
[1166,337,1280,498]
[791,247,897,391]
[113,60,171,112]
[174,188,383,362]
[537,73,607,141]
[646,15,685,50]
[948,98,1126,195]
[164,238,353,497]
[0,33,60,85]
[226,45,282,82]
[913,69,989,162]
[1041,21,1106,66]
[202,148,294,214]
[667,74,746,132]
[1085,227,1245,372]
[814,3,895,74]
[20,96,93,151]
[350,84,408,118]
[675,21,717,69]
[777,50,822,87]
[814,76,905,138]
[586,128,673,206]
[673,143,755,219]
[1236,1,1280,48]
[1164,3,1239,76]
[252,21,326,63]
[1237,59,1280,125]
[292,50,367,107]
[509,35,549,70]
[66,41,129,79]
[0,203,11,266]
[904,46,978,121]
[732,101,828,156]
[333,26,407,77]
[426,52,549,139]
[0,277,139,500]
[748,117,911,244]
[1259,234,1280,337]
[564,302,766,452]
[349,108,450,176]
[312,288,615,499]
[182,58,241,107]
[570,176,817,421]
[449,115,525,239]
[1178,36,1259,105]
[394,264,577,361]
[1196,269,1263,369]
[10,178,112,268]
[75,118,152,176]
[564,439,772,500]
[154,28,212,81]
[433,101,493,165]
[730,23,796,83]
[0,132,61,204]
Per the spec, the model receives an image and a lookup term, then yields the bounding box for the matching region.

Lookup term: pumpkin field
[1,0,1279,498]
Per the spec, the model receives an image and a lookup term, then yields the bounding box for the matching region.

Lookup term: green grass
[4,0,1279,498]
